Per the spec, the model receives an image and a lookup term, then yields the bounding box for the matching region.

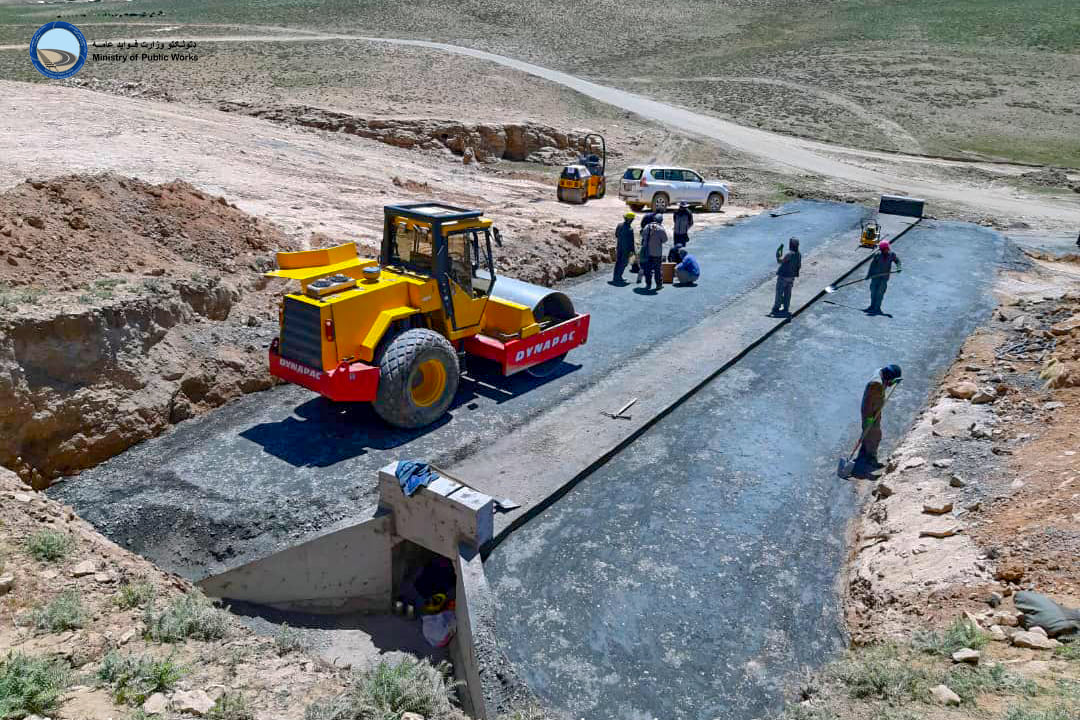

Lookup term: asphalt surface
[51,201,867,579]
[484,220,1005,720]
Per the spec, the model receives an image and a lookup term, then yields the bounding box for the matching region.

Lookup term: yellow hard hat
[624,211,636,219]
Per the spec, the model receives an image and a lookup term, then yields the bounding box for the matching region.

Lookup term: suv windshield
[622,168,643,180]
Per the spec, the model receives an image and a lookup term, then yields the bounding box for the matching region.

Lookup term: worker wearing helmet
[857,364,902,472]
[613,211,636,284]
[865,240,902,315]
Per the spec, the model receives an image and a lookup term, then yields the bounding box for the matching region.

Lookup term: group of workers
[612,202,701,290]
[611,206,909,476]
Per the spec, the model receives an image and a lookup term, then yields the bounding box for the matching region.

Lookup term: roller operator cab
[557,133,606,204]
[266,203,591,429]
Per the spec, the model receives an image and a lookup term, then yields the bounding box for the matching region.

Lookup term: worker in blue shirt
[674,247,700,285]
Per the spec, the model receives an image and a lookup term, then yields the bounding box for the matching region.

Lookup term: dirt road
[5,27,1077,223]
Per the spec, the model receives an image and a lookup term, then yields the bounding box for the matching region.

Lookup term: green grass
[96,652,184,706]
[1004,707,1077,720]
[304,657,465,720]
[0,652,71,719]
[913,618,987,657]
[1056,643,1080,662]
[208,692,255,720]
[142,592,228,643]
[830,644,935,703]
[79,278,126,304]
[274,622,304,656]
[24,531,74,563]
[944,663,1038,704]
[115,581,157,610]
[0,284,45,310]
[29,590,86,634]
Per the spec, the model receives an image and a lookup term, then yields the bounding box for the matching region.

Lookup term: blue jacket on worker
[674,247,700,284]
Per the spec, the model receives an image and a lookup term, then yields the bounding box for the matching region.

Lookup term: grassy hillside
[1,0,1077,165]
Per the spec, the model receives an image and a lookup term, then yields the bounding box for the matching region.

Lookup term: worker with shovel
[865,240,902,315]
[856,364,902,473]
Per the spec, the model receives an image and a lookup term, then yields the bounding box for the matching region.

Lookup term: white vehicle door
[649,168,674,199]
[680,170,708,203]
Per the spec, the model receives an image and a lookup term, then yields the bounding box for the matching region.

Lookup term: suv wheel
[651,193,669,212]
[707,192,725,212]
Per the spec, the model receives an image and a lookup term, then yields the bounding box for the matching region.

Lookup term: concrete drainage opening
[199,462,497,719]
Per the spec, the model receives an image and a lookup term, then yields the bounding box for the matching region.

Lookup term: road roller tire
[557,186,567,203]
[373,329,459,429]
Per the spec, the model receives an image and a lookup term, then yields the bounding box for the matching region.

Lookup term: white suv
[618,166,730,213]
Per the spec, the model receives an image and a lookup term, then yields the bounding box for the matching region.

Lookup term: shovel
[837,384,898,479]
[825,271,899,295]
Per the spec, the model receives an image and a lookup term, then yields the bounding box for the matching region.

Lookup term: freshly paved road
[52,201,867,578]
[484,220,1004,720]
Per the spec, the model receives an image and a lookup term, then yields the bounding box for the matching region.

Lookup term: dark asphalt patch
[50,201,867,579]
[484,220,1004,720]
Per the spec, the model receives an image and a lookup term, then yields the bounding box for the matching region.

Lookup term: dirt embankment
[845,279,1080,642]
[0,174,299,484]
[218,102,606,166]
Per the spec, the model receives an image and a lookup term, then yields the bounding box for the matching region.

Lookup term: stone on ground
[947,382,978,399]
[952,648,981,664]
[1012,630,1061,650]
[171,690,215,716]
[71,559,97,577]
[930,684,962,706]
[143,693,168,715]
[923,500,954,515]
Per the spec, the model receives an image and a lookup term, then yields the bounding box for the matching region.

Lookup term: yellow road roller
[557,133,606,204]
[266,203,591,428]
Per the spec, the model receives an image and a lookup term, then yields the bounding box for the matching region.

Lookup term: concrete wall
[199,462,498,719]
[451,543,491,719]
[199,505,394,614]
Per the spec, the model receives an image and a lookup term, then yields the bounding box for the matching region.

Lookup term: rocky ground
[777,251,1080,719]
[0,466,357,720]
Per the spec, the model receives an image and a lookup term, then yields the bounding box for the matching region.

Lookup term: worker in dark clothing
[856,364,902,471]
[639,211,656,231]
[865,240,902,315]
[674,247,700,285]
[613,212,636,284]
[1076,231,1080,248]
[770,237,801,317]
[669,202,694,261]
[641,216,668,290]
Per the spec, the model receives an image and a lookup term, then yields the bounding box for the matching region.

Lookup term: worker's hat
[624,211,636,219]
[879,240,891,252]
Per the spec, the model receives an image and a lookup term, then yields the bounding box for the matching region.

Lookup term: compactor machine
[557,133,606,204]
[860,218,883,248]
[266,203,590,428]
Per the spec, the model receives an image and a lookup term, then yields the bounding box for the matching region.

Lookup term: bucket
[662,262,675,284]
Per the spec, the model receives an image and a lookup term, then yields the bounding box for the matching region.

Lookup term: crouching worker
[674,247,700,285]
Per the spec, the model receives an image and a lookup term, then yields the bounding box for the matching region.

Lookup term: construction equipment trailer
[266,203,590,428]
